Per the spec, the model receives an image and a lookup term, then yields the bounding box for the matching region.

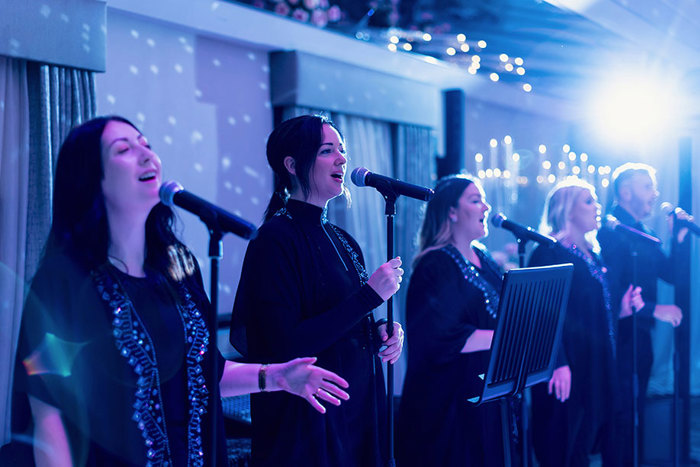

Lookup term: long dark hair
[44,116,185,278]
[263,114,343,221]
[417,174,476,259]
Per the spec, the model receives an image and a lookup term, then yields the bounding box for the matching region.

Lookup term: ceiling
[233,0,700,103]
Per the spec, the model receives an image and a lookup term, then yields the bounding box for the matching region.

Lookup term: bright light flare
[587,71,685,146]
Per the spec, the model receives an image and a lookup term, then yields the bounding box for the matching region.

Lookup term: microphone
[491,213,556,246]
[351,167,434,201]
[661,202,700,236]
[603,215,660,245]
[159,181,257,240]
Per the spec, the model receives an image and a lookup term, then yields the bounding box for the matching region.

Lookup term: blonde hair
[540,177,600,251]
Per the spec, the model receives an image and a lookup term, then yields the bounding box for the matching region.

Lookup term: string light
[503,135,512,145]
[475,153,483,162]
[542,160,551,170]
[514,57,524,66]
[523,83,532,92]
[390,36,399,44]
[387,43,397,52]
[568,152,576,161]
[489,139,498,148]
[422,33,432,41]
[499,54,509,62]
[562,144,571,153]
[558,161,566,170]
[505,63,514,72]
[489,73,499,82]
[460,43,469,52]
[403,43,412,51]
[547,174,556,183]
[477,40,487,48]
[516,67,525,75]
[580,153,588,162]
[457,33,466,42]
[512,153,520,162]
[446,47,456,55]
[538,144,546,154]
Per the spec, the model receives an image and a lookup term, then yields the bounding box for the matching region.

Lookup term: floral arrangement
[245,0,343,28]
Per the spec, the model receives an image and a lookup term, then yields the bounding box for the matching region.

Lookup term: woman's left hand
[271,357,350,414]
[377,322,404,364]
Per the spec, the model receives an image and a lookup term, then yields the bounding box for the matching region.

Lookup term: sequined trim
[566,244,616,359]
[325,223,369,285]
[92,266,210,466]
[273,207,292,220]
[442,244,500,319]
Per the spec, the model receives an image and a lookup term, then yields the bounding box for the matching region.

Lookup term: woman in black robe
[7,116,349,466]
[398,174,516,467]
[528,177,643,466]
[229,115,405,467]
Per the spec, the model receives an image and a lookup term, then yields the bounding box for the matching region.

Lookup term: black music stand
[469,263,574,465]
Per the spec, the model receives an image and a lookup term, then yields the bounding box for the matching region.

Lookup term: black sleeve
[405,251,478,366]
[230,225,383,361]
[13,255,89,407]
[597,227,655,319]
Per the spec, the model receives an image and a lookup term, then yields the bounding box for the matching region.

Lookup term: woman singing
[398,174,517,467]
[229,115,404,467]
[528,177,642,466]
[9,116,349,466]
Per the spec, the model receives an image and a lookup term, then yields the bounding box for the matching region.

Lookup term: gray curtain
[0,56,30,446]
[0,56,95,446]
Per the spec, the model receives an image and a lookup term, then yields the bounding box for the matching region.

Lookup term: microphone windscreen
[491,212,507,228]
[159,180,184,206]
[604,214,620,229]
[660,202,674,215]
[350,167,369,187]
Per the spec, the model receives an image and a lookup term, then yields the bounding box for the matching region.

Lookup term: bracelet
[258,364,268,392]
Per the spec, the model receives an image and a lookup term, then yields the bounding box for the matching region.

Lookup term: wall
[96,10,274,323]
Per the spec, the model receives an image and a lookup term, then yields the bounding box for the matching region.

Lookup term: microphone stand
[517,237,530,467]
[630,243,639,467]
[375,181,399,467]
[208,227,224,467]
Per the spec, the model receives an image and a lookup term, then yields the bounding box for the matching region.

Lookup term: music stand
[469,263,574,464]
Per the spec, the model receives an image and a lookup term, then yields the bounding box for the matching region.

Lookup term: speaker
[439,89,466,178]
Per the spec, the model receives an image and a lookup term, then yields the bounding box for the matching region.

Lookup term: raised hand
[367,256,404,301]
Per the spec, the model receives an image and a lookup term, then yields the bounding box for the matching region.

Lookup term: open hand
[271,357,350,414]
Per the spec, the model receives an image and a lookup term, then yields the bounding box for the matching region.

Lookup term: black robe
[397,245,510,467]
[230,199,386,467]
[8,252,226,466]
[528,243,617,466]
[597,205,676,464]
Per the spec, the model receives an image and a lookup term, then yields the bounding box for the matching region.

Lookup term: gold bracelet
[258,364,268,392]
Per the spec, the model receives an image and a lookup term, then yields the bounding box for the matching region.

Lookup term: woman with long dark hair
[528,177,642,466]
[397,174,517,466]
[230,115,404,467]
[10,116,349,466]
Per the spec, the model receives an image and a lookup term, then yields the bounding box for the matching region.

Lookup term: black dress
[597,205,675,464]
[528,243,617,466]
[9,252,226,466]
[229,199,386,467]
[397,244,511,467]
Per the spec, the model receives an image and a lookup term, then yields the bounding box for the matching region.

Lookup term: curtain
[0,57,95,447]
[0,57,31,447]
